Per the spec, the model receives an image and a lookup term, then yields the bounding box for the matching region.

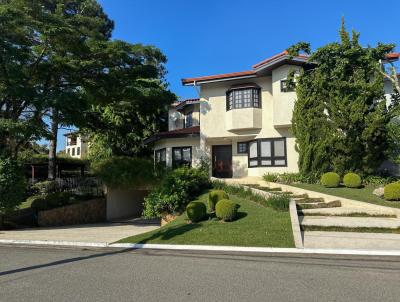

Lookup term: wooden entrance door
[212,145,232,178]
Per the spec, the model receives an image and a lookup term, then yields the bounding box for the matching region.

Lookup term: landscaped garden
[118,189,294,247]
[263,171,400,209]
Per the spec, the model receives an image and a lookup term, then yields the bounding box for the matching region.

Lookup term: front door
[212,145,232,178]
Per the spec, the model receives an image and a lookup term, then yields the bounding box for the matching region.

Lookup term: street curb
[2,239,400,256]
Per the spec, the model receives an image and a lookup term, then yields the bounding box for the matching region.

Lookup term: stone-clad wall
[38,198,106,227]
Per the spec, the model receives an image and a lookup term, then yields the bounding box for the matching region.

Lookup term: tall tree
[0,0,175,178]
[290,19,399,176]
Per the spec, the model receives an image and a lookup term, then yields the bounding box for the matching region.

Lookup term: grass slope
[292,183,400,209]
[117,192,294,247]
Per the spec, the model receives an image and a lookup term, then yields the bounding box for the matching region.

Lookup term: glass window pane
[261,160,272,166]
[274,159,286,166]
[260,141,271,157]
[174,149,181,160]
[234,90,242,108]
[161,150,166,161]
[249,160,258,167]
[182,148,191,161]
[249,141,258,158]
[274,140,285,157]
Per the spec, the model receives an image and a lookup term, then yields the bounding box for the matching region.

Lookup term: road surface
[1,245,400,301]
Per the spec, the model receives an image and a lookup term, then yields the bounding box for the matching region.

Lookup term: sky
[55,0,400,151]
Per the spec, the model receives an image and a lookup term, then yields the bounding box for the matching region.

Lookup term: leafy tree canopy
[290,19,399,176]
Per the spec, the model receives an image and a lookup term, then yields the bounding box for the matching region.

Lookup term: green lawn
[117,191,295,247]
[291,183,400,209]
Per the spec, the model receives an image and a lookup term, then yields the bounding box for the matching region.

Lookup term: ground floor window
[172,146,192,168]
[237,142,248,154]
[155,148,166,166]
[248,138,287,167]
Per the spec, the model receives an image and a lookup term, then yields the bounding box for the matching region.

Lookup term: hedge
[208,190,229,212]
[186,202,207,222]
[384,182,400,201]
[215,199,238,221]
[343,173,362,188]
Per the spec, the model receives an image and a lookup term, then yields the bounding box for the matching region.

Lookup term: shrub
[186,202,207,222]
[320,172,340,188]
[384,183,400,201]
[267,194,291,211]
[343,173,362,188]
[92,156,156,189]
[263,173,279,182]
[31,192,72,211]
[0,158,26,216]
[143,167,210,218]
[31,180,60,195]
[208,190,229,212]
[215,199,238,221]
[363,175,398,186]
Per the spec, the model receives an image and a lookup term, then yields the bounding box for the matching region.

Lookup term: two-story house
[145,50,399,178]
[64,132,89,159]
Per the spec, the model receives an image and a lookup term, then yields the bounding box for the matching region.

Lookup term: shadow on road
[0,247,134,277]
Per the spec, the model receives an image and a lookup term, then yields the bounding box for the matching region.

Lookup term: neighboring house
[146,50,400,178]
[64,132,89,159]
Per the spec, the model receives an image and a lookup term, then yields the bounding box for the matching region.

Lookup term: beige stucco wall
[154,137,202,168]
[272,65,300,127]
[199,65,299,175]
[168,104,200,131]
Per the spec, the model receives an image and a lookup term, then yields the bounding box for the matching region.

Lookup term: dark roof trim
[144,126,200,144]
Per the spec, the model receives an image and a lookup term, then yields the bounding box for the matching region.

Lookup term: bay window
[226,85,261,111]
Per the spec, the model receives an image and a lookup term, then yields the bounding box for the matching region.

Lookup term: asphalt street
[1,245,400,302]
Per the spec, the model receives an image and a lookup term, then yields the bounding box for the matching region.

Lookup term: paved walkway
[0,220,160,244]
[303,231,400,250]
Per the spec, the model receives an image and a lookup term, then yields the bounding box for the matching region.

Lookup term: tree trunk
[48,108,58,180]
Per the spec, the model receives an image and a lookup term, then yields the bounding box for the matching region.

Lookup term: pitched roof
[144,126,200,144]
[181,50,400,86]
[181,70,256,85]
[172,98,200,110]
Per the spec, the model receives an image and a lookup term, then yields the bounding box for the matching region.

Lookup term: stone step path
[300,216,400,229]
[300,206,397,216]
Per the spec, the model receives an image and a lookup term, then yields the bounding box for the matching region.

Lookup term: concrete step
[295,198,325,204]
[303,231,400,250]
[300,207,397,217]
[297,200,342,210]
[300,216,400,229]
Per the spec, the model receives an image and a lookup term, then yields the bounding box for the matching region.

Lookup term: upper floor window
[226,85,261,111]
[185,111,193,128]
[280,80,295,92]
[67,136,77,146]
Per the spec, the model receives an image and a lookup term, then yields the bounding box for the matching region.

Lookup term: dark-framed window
[172,146,192,168]
[226,87,261,111]
[237,142,248,154]
[248,138,287,167]
[77,147,80,156]
[280,80,295,92]
[185,111,193,128]
[71,148,75,156]
[155,148,166,166]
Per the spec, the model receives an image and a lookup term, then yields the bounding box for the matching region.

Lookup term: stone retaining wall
[38,198,106,227]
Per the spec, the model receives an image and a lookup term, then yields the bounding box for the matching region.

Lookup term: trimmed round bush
[320,172,340,188]
[186,202,207,222]
[215,199,238,222]
[343,173,362,188]
[208,190,229,212]
[384,182,400,201]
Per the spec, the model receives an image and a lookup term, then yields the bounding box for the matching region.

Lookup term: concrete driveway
[0,219,160,244]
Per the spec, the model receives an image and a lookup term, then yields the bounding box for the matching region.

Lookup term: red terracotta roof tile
[181,70,256,85]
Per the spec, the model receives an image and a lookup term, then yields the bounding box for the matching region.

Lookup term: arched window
[226,84,261,111]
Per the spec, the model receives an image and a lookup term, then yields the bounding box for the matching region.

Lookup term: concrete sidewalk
[0,220,160,244]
